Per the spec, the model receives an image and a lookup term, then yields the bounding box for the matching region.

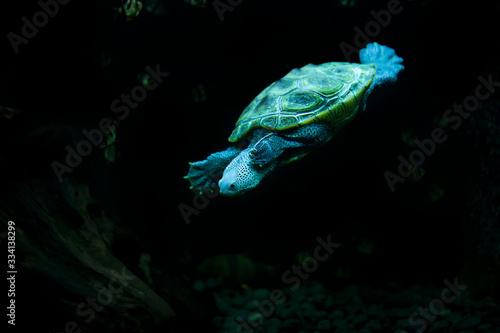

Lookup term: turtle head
[218,148,276,196]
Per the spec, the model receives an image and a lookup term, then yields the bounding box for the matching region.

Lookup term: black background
[1,0,500,331]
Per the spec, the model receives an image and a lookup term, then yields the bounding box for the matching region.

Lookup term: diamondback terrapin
[185,43,404,196]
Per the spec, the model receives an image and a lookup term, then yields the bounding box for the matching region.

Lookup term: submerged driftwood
[0,114,215,332]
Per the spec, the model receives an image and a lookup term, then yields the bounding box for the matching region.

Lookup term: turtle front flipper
[249,133,288,166]
[248,131,303,166]
[185,146,241,194]
[249,124,332,166]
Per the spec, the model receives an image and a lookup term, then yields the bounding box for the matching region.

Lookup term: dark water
[1,0,499,332]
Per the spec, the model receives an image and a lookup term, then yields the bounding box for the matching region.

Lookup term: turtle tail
[359,42,404,88]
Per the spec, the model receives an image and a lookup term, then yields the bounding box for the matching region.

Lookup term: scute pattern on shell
[228,62,376,142]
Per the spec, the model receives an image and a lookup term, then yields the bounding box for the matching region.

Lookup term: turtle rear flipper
[185,146,241,194]
[360,42,404,87]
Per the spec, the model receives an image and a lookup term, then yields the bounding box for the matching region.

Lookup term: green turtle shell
[228,62,376,143]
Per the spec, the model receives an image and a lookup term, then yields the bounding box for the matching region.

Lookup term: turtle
[185,43,404,196]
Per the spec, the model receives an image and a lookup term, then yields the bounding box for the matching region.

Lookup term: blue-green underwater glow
[186,43,404,196]
[0,0,499,332]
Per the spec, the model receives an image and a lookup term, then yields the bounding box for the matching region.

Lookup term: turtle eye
[229,184,236,189]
